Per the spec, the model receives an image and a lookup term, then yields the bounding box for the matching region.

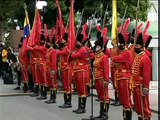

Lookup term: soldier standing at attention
[131,33,152,120]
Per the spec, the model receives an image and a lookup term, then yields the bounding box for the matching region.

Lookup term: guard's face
[118,43,125,50]
[134,44,144,54]
[95,46,101,52]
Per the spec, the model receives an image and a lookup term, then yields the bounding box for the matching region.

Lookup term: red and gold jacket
[46,48,57,72]
[112,49,132,80]
[110,47,119,68]
[129,44,136,64]
[33,45,47,64]
[94,51,109,82]
[26,46,38,65]
[57,46,70,70]
[131,51,152,89]
[71,47,88,71]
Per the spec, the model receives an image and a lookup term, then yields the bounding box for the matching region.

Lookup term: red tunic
[26,46,38,85]
[33,45,47,85]
[19,49,29,83]
[71,47,88,97]
[94,51,110,102]
[46,48,58,89]
[112,49,132,109]
[84,46,94,86]
[110,47,118,89]
[57,46,72,93]
[131,51,151,118]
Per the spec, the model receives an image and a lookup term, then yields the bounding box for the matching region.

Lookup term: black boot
[76,97,86,114]
[123,109,132,120]
[36,86,47,100]
[93,102,104,119]
[59,93,67,108]
[30,85,39,97]
[87,85,90,96]
[45,90,56,104]
[73,97,81,112]
[23,83,28,92]
[112,91,121,106]
[138,116,143,120]
[100,103,109,120]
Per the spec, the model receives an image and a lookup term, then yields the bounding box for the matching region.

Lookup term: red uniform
[57,46,71,93]
[46,48,58,89]
[71,47,88,97]
[26,47,38,85]
[94,51,110,102]
[33,45,47,86]
[131,52,151,119]
[129,44,136,64]
[84,46,94,86]
[110,47,119,89]
[19,49,29,83]
[112,49,132,109]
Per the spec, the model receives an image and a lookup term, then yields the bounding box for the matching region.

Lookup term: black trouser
[28,70,34,91]
[1,62,9,77]
[17,70,22,86]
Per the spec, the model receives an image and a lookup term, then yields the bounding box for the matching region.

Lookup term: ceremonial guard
[93,36,110,120]
[110,43,121,106]
[57,33,72,108]
[112,20,132,119]
[34,34,48,100]
[131,32,152,120]
[17,38,29,91]
[44,36,58,104]
[71,33,88,114]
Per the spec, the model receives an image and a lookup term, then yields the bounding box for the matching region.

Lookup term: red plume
[102,27,108,37]
[96,25,102,32]
[81,22,88,42]
[123,18,130,32]
[143,21,151,34]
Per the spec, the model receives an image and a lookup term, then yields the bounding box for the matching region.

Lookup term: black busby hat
[95,37,104,48]
[135,33,143,46]
[118,32,130,44]
[118,33,125,44]
[76,33,83,43]
[136,33,152,48]
[46,35,50,43]
[40,34,45,41]
[63,33,68,41]
[61,33,68,44]
[130,29,135,44]
[96,31,101,39]
[50,36,56,44]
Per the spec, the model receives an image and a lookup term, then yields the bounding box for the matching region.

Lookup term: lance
[88,11,97,38]
[76,9,84,37]
[102,4,108,32]
[120,6,128,32]
[134,0,140,40]
[140,84,145,120]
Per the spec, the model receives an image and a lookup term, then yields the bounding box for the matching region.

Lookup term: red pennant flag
[27,9,42,47]
[67,0,75,51]
[55,0,65,42]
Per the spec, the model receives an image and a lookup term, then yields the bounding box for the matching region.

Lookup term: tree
[0,0,23,42]
[1,0,150,43]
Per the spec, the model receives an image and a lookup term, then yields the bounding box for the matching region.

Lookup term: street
[0,92,158,120]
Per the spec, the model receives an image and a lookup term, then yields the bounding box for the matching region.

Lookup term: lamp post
[14,19,22,30]
[36,1,47,29]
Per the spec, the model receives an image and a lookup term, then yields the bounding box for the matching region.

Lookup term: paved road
[0,93,158,120]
